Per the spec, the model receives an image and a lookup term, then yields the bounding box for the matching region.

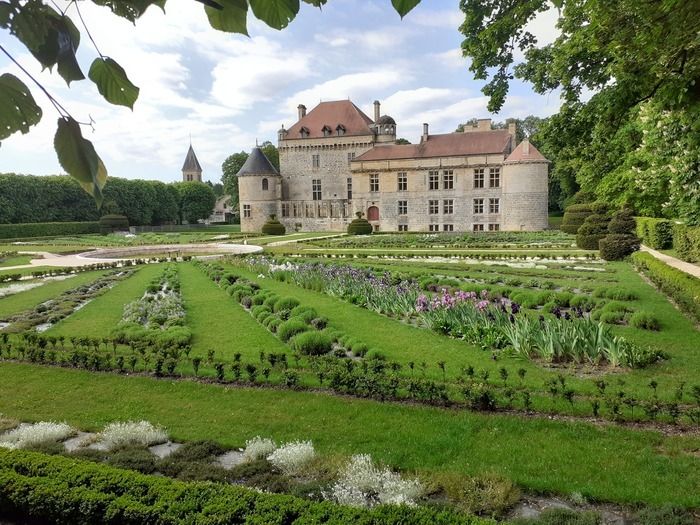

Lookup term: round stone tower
[501,138,549,231]
[237,146,281,233]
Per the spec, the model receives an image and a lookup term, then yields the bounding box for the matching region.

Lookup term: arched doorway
[367,206,379,221]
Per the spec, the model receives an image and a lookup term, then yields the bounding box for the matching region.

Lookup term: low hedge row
[635,218,674,249]
[0,221,100,239]
[673,224,700,263]
[0,449,486,525]
[632,252,700,323]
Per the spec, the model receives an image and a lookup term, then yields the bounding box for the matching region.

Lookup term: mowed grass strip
[0,362,697,507]
[47,265,161,338]
[179,263,288,360]
[0,271,107,318]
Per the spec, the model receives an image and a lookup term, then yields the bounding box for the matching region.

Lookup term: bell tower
[182,144,202,182]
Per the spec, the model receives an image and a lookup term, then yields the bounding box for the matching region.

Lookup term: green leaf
[302,0,327,6]
[0,1,14,28]
[89,57,140,109]
[91,0,167,22]
[10,1,59,68]
[391,0,420,18]
[55,15,84,85]
[0,73,43,141]
[54,117,108,206]
[249,0,299,30]
[205,0,248,34]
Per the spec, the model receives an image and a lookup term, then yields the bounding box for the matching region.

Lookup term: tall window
[489,198,500,214]
[429,224,439,232]
[347,177,353,200]
[370,174,379,192]
[428,170,439,190]
[398,200,407,215]
[347,152,355,165]
[281,203,290,217]
[443,224,454,232]
[473,198,484,214]
[397,172,407,191]
[261,178,268,191]
[474,168,485,188]
[312,179,322,201]
[243,204,251,218]
[473,224,484,232]
[312,154,320,168]
[428,199,439,215]
[443,199,454,215]
[305,204,315,218]
[293,203,302,218]
[489,167,500,188]
[488,223,500,231]
[398,224,408,232]
[443,170,454,190]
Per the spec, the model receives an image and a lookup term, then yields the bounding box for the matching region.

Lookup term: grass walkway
[47,265,160,338]
[0,271,106,318]
[179,263,288,360]
[0,362,697,507]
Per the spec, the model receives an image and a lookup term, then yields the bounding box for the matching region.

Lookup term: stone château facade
[238,99,549,233]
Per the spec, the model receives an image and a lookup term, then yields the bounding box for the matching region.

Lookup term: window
[370,173,379,192]
[300,127,309,138]
[312,154,320,168]
[443,224,454,232]
[317,202,328,218]
[322,125,332,137]
[489,198,500,214]
[488,223,500,231]
[397,172,407,191]
[347,152,355,165]
[489,167,500,188]
[281,203,290,217]
[305,203,315,218]
[347,177,353,200]
[429,224,439,232]
[473,224,484,232]
[312,179,322,201]
[428,170,439,190]
[443,199,454,215]
[473,198,484,214]
[243,204,251,218]
[398,224,408,232]
[293,203,302,218]
[337,125,346,136]
[443,170,454,190]
[398,200,407,215]
[261,178,268,191]
[428,199,439,215]
[474,168,485,188]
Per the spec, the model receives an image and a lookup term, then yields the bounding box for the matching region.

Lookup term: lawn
[0,362,697,508]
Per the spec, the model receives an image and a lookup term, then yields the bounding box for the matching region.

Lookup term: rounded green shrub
[599,311,625,324]
[261,215,286,235]
[630,311,661,331]
[277,319,309,342]
[274,297,301,314]
[290,330,333,355]
[347,212,373,235]
[600,233,640,261]
[267,318,282,333]
[576,213,610,249]
[251,305,271,320]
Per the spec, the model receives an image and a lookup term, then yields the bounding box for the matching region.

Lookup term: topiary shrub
[261,215,286,235]
[630,311,661,331]
[347,211,373,235]
[277,318,309,342]
[561,203,594,234]
[599,208,640,260]
[99,214,129,234]
[289,330,333,355]
[576,213,610,249]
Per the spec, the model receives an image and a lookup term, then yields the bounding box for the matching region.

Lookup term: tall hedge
[635,218,674,249]
[0,221,100,239]
[0,449,487,525]
[673,224,700,263]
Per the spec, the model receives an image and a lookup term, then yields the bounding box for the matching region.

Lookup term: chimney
[297,104,306,120]
[477,118,491,131]
[374,100,381,122]
[522,137,530,155]
[508,120,516,137]
[507,120,517,151]
[422,123,429,142]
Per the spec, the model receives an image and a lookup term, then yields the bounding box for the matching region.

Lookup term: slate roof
[236,147,279,177]
[354,130,513,162]
[285,100,375,139]
[182,145,202,172]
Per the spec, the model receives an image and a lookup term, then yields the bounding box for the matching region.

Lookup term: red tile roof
[285,100,375,140]
[504,139,548,163]
[353,130,512,162]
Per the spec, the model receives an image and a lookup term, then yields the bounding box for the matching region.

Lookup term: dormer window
[300,126,310,138]
[322,125,332,137]
[336,124,346,136]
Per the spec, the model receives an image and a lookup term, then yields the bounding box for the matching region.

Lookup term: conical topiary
[261,214,286,235]
[599,208,640,260]
[576,213,610,249]
[347,211,373,235]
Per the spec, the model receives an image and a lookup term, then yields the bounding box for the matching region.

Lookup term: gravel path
[641,245,700,278]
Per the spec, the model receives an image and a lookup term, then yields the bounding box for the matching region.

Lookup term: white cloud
[408,9,463,29]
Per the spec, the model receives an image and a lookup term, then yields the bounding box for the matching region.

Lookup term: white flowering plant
[0,421,75,450]
[243,436,276,462]
[267,440,315,475]
[330,454,423,508]
[98,420,168,451]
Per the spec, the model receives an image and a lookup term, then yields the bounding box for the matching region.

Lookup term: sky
[0,0,561,185]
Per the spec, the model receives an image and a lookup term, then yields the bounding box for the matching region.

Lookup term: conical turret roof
[236,146,279,177]
[182,145,202,172]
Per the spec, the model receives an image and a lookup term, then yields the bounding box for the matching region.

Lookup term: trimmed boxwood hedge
[99,214,129,234]
[632,251,700,323]
[673,223,700,263]
[635,218,674,249]
[0,449,487,525]
[0,221,100,239]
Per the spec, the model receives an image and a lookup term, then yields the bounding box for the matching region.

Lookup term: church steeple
[182,144,202,182]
